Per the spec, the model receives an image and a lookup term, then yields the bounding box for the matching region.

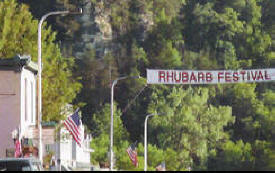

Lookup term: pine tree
[148,86,234,170]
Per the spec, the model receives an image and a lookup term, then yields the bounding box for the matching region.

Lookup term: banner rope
[121,84,148,114]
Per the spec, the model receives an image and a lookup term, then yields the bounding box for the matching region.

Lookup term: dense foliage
[1,0,274,170]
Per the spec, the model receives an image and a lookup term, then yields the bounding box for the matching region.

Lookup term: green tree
[148,86,235,170]
[212,83,275,170]
[0,0,37,58]
[208,140,255,171]
[91,103,128,140]
[90,103,130,168]
[74,50,119,129]
[144,11,183,69]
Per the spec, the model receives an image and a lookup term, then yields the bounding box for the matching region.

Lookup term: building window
[25,78,28,122]
[45,144,51,153]
[31,82,34,124]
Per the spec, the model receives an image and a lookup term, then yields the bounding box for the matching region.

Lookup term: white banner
[147,69,275,84]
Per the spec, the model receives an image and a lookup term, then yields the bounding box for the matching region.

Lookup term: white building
[0,55,94,169]
[0,55,38,158]
[52,126,94,170]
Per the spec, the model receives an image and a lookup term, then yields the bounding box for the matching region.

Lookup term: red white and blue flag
[64,109,83,147]
[14,139,22,158]
[126,142,138,167]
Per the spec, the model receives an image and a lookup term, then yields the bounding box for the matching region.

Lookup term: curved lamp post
[38,8,82,163]
[144,113,164,171]
[110,76,140,170]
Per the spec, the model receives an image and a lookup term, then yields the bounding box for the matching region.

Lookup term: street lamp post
[38,9,82,164]
[144,113,164,171]
[110,76,140,171]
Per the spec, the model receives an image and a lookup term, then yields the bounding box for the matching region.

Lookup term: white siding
[21,67,37,131]
[54,127,92,168]
[25,78,28,122]
[75,140,91,164]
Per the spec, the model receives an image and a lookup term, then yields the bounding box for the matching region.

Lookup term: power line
[122,84,148,114]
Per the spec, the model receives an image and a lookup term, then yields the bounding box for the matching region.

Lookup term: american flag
[14,139,22,158]
[126,142,138,167]
[64,109,83,147]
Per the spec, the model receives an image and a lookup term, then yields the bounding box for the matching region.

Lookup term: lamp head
[69,8,83,14]
[131,76,141,79]
[79,8,83,14]
[157,113,165,116]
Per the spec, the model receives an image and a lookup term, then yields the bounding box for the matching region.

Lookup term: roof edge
[0,55,38,73]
